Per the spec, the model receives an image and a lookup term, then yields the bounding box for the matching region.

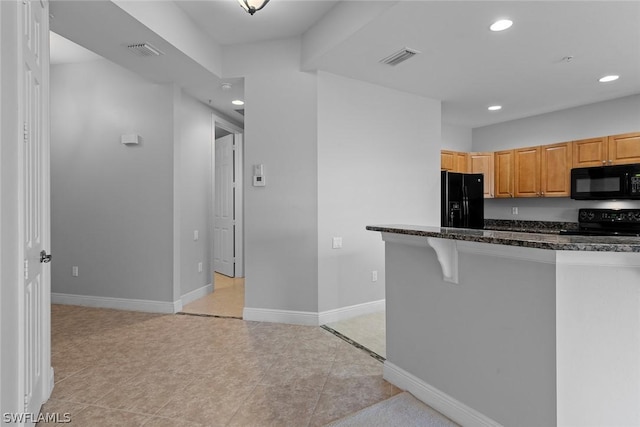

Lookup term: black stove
[560,208,640,237]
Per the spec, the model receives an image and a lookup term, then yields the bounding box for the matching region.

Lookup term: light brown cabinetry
[573,132,640,167]
[608,132,640,165]
[494,150,514,198]
[441,150,468,172]
[469,152,494,198]
[514,146,541,197]
[541,142,572,197]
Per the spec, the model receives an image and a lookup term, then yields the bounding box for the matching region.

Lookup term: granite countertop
[366,224,640,252]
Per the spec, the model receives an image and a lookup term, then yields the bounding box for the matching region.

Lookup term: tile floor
[324,311,386,359]
[42,304,401,426]
[181,273,245,318]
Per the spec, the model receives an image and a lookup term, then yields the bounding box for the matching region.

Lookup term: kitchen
[368,94,640,426]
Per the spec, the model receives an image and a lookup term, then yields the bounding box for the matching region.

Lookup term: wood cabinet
[540,142,572,197]
[573,133,640,167]
[441,150,468,172]
[469,152,494,198]
[494,150,514,198]
[514,146,541,197]
[503,142,572,198]
[608,132,640,165]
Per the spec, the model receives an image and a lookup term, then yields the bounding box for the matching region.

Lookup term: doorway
[182,115,244,318]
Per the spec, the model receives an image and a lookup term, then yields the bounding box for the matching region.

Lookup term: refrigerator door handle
[462,186,469,227]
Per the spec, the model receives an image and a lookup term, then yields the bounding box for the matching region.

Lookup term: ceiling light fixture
[237,0,269,15]
[488,105,502,111]
[232,100,245,106]
[598,75,619,83]
[490,19,513,32]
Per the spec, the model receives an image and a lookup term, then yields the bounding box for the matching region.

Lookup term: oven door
[571,165,634,200]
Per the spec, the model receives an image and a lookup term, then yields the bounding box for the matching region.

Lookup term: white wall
[178,92,213,296]
[224,38,320,314]
[441,123,472,152]
[473,94,640,221]
[51,59,175,303]
[317,71,441,312]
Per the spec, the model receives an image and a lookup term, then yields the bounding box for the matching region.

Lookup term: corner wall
[317,71,441,313]
[51,59,175,303]
[224,38,320,316]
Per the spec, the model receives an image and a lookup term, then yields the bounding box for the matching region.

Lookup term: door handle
[40,250,52,263]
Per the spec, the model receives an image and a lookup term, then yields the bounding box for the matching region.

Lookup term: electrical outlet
[198,262,203,273]
[332,237,343,249]
[72,266,79,277]
[512,207,518,215]
[372,270,378,282]
[194,230,199,241]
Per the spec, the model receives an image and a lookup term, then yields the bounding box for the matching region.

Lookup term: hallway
[182,273,244,318]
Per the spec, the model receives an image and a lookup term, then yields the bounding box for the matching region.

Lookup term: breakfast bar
[367,225,640,427]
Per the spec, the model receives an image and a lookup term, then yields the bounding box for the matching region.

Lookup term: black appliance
[570,163,640,200]
[441,171,484,229]
[559,208,640,236]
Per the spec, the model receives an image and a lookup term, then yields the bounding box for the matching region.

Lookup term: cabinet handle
[541,191,545,197]
[602,160,607,164]
[609,160,613,165]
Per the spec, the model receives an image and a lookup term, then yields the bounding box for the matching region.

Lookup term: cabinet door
[608,132,640,165]
[441,150,455,171]
[541,142,572,197]
[494,150,514,198]
[469,152,494,198]
[572,137,607,167]
[514,146,541,197]
[454,152,468,173]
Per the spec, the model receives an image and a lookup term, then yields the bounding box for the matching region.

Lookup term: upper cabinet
[441,150,468,172]
[442,131,637,199]
[540,142,572,197]
[573,132,640,167]
[514,146,541,197]
[494,150,514,198]
[469,152,494,198]
[608,132,640,165]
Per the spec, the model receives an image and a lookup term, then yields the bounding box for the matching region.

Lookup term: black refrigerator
[441,171,484,229]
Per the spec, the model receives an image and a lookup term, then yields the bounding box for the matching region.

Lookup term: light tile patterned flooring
[182,273,245,318]
[42,304,401,426]
[324,311,386,359]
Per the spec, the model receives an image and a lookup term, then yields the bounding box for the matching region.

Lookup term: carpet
[324,392,460,427]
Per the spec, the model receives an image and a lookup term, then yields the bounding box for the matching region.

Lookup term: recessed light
[598,75,619,83]
[232,100,245,106]
[490,19,513,32]
[488,105,502,111]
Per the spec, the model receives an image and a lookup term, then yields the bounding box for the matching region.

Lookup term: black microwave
[571,164,640,200]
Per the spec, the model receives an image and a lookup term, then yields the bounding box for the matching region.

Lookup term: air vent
[127,43,164,57]
[380,47,420,66]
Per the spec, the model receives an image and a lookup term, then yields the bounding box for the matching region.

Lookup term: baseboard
[318,299,385,325]
[181,283,213,306]
[242,307,319,325]
[383,362,503,427]
[51,293,176,314]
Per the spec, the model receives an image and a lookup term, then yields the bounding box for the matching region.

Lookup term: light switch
[194,230,199,241]
[332,237,343,249]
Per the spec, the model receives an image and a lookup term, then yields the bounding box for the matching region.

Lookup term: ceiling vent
[127,43,164,57]
[380,47,420,66]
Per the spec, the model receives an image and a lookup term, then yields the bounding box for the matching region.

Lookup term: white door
[214,134,235,277]
[21,0,51,420]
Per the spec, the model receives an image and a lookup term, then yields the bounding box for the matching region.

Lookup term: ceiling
[50,1,640,129]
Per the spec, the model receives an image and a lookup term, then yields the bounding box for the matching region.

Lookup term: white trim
[457,241,555,264]
[51,293,176,314]
[383,362,503,427]
[180,282,213,306]
[319,299,385,325]
[243,307,319,325]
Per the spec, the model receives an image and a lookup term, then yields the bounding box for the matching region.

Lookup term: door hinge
[24,259,29,280]
[23,122,29,143]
